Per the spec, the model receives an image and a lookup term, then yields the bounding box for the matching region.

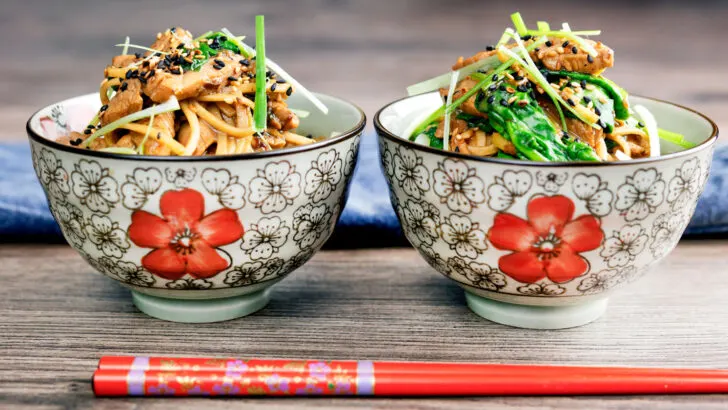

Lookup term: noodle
[180,101,201,155]
[284,131,315,146]
[190,101,256,138]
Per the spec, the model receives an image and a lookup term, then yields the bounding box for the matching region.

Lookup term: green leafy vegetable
[542,69,629,120]
[422,125,443,149]
[253,15,267,134]
[181,32,243,71]
[582,86,615,133]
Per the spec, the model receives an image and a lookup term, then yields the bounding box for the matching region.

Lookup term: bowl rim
[27,92,366,162]
[374,93,719,167]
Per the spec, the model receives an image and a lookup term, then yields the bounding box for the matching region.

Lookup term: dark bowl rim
[374,93,719,167]
[26,92,366,162]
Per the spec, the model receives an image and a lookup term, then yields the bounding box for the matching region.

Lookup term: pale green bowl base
[131,289,271,323]
[464,291,608,329]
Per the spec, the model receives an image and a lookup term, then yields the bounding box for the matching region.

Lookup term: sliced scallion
[406,54,500,96]
[220,28,251,58]
[442,71,460,151]
[253,15,267,133]
[511,12,529,36]
[658,128,695,149]
[114,43,170,55]
[633,105,661,157]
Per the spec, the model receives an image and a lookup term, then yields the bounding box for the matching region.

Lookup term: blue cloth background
[2,134,726,246]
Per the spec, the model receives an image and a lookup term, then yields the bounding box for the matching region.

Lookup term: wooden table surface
[1,0,727,408]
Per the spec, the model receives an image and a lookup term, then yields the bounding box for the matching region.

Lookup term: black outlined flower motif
[201,168,246,210]
[37,149,70,201]
[536,171,568,193]
[487,170,532,212]
[398,200,440,247]
[432,158,486,213]
[85,215,130,258]
[292,204,332,249]
[344,137,359,177]
[49,105,67,130]
[241,217,290,260]
[615,168,665,221]
[280,249,315,275]
[52,201,86,248]
[650,211,685,258]
[380,142,395,180]
[249,161,301,214]
[517,283,566,296]
[166,278,213,290]
[100,258,155,287]
[304,149,343,202]
[165,167,196,188]
[121,168,163,210]
[71,159,119,213]
[440,214,487,259]
[418,246,448,274]
[577,269,626,294]
[224,258,283,287]
[667,158,701,212]
[79,251,115,276]
[600,224,648,267]
[572,173,613,217]
[463,261,507,291]
[392,146,429,199]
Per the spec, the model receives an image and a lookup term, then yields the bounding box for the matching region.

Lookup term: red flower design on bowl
[488,195,603,284]
[128,189,244,280]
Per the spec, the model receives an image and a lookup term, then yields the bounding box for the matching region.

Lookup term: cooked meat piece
[111,54,137,68]
[493,132,517,155]
[151,111,175,138]
[143,71,177,103]
[100,79,143,126]
[115,135,136,149]
[149,27,193,53]
[539,99,603,148]
[530,38,613,74]
[452,50,498,71]
[177,120,217,155]
[451,77,487,118]
[449,117,469,136]
[175,51,240,100]
[270,102,299,131]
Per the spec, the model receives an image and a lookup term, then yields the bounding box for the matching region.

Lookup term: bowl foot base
[464,292,608,329]
[131,289,271,323]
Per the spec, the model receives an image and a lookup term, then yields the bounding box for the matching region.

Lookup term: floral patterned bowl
[376,93,718,329]
[27,92,364,323]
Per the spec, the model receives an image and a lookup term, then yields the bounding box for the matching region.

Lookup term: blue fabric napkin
[2,135,726,246]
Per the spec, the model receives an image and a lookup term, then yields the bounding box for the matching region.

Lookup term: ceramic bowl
[27,92,364,323]
[376,93,718,329]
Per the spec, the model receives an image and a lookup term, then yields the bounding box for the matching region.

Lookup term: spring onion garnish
[406,54,500,96]
[220,28,251,58]
[289,108,310,119]
[236,36,329,115]
[511,12,529,36]
[253,15,267,134]
[657,128,696,149]
[562,22,572,32]
[537,21,550,32]
[442,71,460,152]
[121,36,130,55]
[137,112,155,155]
[81,96,180,149]
[114,43,170,55]
[194,31,213,42]
[633,105,660,157]
[99,147,138,155]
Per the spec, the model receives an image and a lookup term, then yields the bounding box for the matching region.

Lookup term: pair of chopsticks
[93,356,728,396]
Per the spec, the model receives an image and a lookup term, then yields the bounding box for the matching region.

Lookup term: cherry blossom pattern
[615,168,665,221]
[571,173,613,217]
[280,249,316,275]
[516,283,566,296]
[432,158,485,213]
[380,142,395,180]
[667,158,701,212]
[52,201,86,248]
[165,167,196,188]
[440,214,488,259]
[487,170,532,212]
[536,171,568,193]
[128,189,244,280]
[418,246,448,274]
[166,278,213,290]
[98,258,155,287]
[344,137,359,177]
[201,168,246,210]
[392,145,429,199]
[292,203,332,249]
[650,211,685,258]
[600,224,648,268]
[488,195,604,284]
[224,258,284,287]
[397,200,440,247]
[577,268,629,294]
[304,149,343,202]
[85,215,130,258]
[121,168,163,210]
[49,104,67,130]
[448,257,507,291]
[240,217,290,260]
[71,159,119,213]
[249,161,301,214]
[36,149,70,201]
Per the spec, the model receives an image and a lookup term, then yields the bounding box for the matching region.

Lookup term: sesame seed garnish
[587,54,594,63]
[70,138,82,146]
[488,84,497,92]
[545,40,553,47]
[517,100,528,107]
[276,78,287,84]
[556,46,564,53]
[594,107,602,116]
[638,121,645,127]
[170,68,181,75]
[580,80,587,89]
[239,59,250,66]
[500,99,509,107]
[562,41,570,47]
[83,129,92,135]
[534,47,540,52]
[567,98,575,107]
[513,73,523,81]
[219,35,227,42]
[213,64,223,70]
[599,96,607,104]
[100,104,108,112]
[134,52,142,58]
[487,95,495,104]
[214,59,225,67]
[228,76,238,82]
[517,84,528,92]
[120,82,128,92]
[176,43,185,49]
[571,46,578,54]
[508,96,517,105]
[286,87,293,96]
[486,46,494,51]
[583,96,592,103]
[521,35,532,41]
[270,83,277,92]
[506,87,515,94]
[499,85,506,91]
[505,72,514,80]
[491,74,498,81]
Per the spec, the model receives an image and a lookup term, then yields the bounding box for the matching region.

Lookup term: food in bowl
[403,12,694,162]
[60,16,328,156]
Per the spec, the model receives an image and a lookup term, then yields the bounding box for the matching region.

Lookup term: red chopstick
[93,356,728,396]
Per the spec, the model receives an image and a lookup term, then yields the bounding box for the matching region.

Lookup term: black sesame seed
[70,138,82,146]
[214,59,225,67]
[228,76,238,82]
[598,120,606,128]
[486,45,494,51]
[580,80,587,89]
[271,83,277,92]
[239,59,250,66]
[567,98,575,107]
[487,95,495,104]
[219,35,227,42]
[587,54,594,63]
[545,40,553,47]
[488,84,497,92]
[534,47,540,52]
[522,35,532,41]
[139,77,147,84]
[583,96,592,103]
[83,129,92,135]
[125,70,133,79]
[286,87,293,96]
[638,121,645,127]
[134,52,142,58]
[176,43,185,49]
[572,46,578,54]
[500,99,508,107]
[154,52,162,57]
[513,74,523,81]
[170,68,181,75]
[156,133,161,139]
[499,84,506,91]
[492,74,498,81]
[562,131,569,139]
[562,40,570,47]
[517,84,528,92]
[212,64,223,70]
[100,104,108,112]
[266,70,272,77]
[276,78,287,84]
[120,82,128,92]
[170,27,177,33]
[594,107,602,116]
